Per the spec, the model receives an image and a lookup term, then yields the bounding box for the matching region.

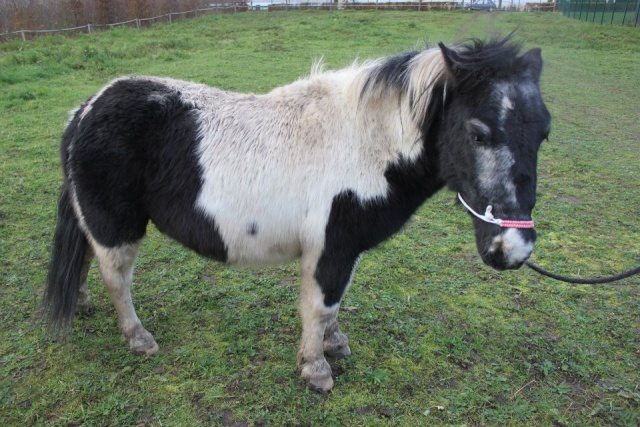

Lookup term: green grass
[1,10,639,427]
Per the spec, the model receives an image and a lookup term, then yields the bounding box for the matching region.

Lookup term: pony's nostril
[488,235,504,254]
[485,229,534,270]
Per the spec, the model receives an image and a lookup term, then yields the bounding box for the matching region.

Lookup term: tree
[67,0,85,26]
[128,0,151,19]
[95,0,114,25]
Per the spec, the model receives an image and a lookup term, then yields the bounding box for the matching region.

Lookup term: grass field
[1,10,639,427]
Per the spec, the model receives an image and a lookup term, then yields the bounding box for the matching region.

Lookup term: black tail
[43,185,88,332]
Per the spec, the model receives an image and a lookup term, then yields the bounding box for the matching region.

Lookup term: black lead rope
[525,260,640,285]
[454,194,640,285]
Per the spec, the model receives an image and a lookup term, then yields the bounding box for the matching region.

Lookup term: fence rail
[3,2,622,42]
[0,3,441,41]
[0,5,247,41]
[556,0,640,25]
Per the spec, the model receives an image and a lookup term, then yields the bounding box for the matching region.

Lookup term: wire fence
[0,5,247,41]
[0,2,457,42]
[556,0,640,25]
[0,2,580,42]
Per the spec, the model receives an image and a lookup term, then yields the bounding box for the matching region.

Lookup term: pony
[44,36,551,392]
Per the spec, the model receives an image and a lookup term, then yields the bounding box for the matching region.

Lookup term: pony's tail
[43,185,88,333]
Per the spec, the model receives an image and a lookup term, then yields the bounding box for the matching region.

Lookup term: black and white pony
[45,37,551,392]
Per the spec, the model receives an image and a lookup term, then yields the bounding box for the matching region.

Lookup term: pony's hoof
[324,343,351,359]
[131,341,159,356]
[75,302,91,315]
[129,330,159,355]
[75,296,91,314]
[324,330,351,359]
[301,359,334,393]
[308,375,334,394]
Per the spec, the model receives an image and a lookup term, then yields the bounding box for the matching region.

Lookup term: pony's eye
[465,119,491,145]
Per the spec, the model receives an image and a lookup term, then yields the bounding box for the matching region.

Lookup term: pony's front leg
[297,250,358,392]
[93,240,158,355]
[323,311,351,359]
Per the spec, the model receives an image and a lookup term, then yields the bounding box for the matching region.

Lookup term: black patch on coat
[315,86,446,307]
[64,78,228,261]
[247,222,258,236]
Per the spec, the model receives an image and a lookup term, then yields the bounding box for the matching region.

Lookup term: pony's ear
[438,42,461,81]
[519,47,543,83]
[438,42,454,70]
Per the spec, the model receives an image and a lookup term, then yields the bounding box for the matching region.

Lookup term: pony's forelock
[441,36,525,92]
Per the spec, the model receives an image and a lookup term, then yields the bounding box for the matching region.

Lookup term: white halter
[457,193,535,229]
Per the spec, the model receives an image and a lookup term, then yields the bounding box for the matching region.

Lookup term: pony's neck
[347,48,447,163]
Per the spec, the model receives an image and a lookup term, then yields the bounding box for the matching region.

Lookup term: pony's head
[435,38,551,270]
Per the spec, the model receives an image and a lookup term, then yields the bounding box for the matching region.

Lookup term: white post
[87,24,91,33]
[20,30,25,41]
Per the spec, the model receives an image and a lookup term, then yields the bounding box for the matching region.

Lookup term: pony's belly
[225,235,302,265]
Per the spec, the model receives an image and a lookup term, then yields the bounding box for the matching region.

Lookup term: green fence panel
[557,0,639,26]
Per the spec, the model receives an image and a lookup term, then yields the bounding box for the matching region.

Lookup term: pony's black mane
[448,36,522,71]
[441,36,524,92]
[361,35,525,100]
[361,50,420,97]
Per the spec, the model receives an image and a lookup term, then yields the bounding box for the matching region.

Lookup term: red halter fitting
[457,193,535,229]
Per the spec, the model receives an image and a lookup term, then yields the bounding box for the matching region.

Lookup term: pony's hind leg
[75,246,94,314]
[92,240,158,355]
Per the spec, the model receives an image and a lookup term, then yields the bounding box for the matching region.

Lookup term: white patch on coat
[69,185,89,233]
[78,77,128,123]
[475,142,517,207]
[65,146,91,240]
[501,95,514,112]
[66,105,82,127]
[493,82,515,129]
[490,228,534,267]
[500,95,514,124]
[121,49,448,265]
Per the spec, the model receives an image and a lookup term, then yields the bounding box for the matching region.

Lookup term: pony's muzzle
[482,227,536,270]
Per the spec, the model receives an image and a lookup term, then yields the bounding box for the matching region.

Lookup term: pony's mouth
[477,227,535,271]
